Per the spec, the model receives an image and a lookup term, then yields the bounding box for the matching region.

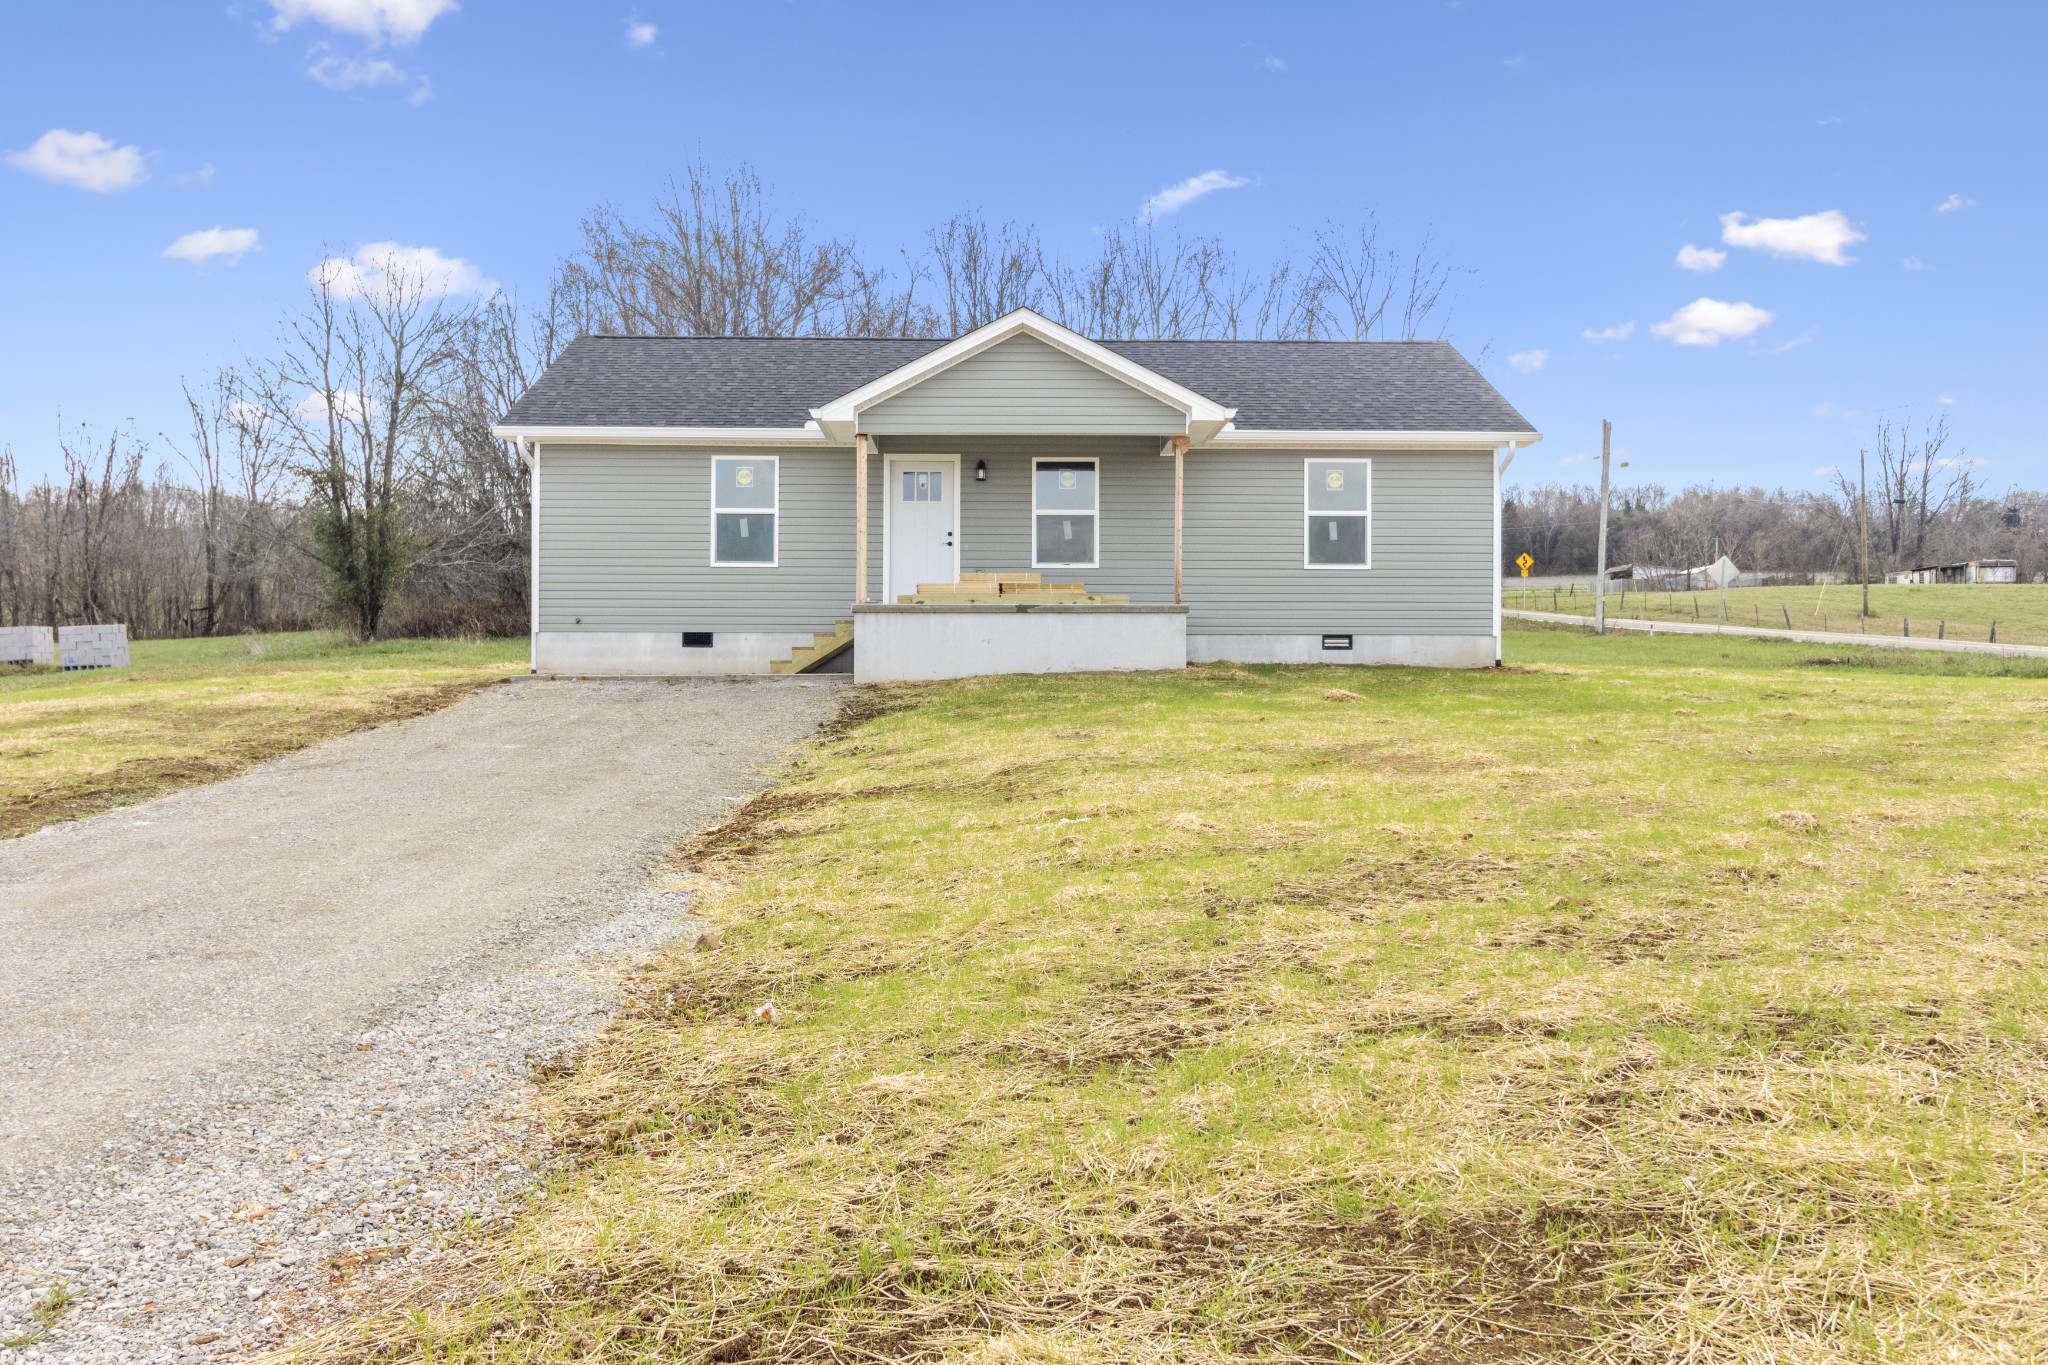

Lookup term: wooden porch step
[896,592,1131,606]
[770,619,854,674]
[905,569,1124,607]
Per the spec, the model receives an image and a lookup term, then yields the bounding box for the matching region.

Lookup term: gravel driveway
[0,677,842,1361]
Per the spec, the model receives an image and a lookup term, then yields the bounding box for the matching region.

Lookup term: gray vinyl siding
[538,440,1494,639]
[1182,448,1495,635]
[537,444,854,633]
[860,337,1187,436]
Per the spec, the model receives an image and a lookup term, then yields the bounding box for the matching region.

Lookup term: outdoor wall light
[975,459,988,481]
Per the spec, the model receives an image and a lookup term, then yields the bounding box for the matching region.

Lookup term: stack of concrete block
[57,623,131,670]
[1,625,57,666]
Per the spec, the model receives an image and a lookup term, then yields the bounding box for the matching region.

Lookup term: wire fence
[1504,584,2040,648]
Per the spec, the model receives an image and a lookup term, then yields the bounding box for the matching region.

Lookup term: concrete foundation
[854,604,1188,683]
[535,630,814,676]
[1188,633,1495,668]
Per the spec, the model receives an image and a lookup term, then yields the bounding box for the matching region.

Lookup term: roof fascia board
[810,309,1235,428]
[490,424,835,446]
[1201,428,1543,449]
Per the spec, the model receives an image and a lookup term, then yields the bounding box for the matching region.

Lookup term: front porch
[836,433,1193,681]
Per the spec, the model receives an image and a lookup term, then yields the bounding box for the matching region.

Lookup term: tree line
[3,160,2037,639]
[1504,415,2045,580]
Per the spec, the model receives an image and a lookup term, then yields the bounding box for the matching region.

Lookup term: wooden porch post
[1170,436,1189,605]
[855,433,870,604]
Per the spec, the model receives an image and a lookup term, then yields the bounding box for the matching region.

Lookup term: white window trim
[1304,457,1372,570]
[1031,456,1101,571]
[881,453,962,601]
[710,454,779,568]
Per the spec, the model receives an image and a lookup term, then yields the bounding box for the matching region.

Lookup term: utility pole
[1858,447,1872,619]
[1594,419,1612,635]
[1715,534,1727,628]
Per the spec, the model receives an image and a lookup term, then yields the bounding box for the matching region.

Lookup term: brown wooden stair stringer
[770,619,854,675]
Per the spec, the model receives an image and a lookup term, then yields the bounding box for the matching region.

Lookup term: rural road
[1505,608,2048,657]
[0,677,837,1166]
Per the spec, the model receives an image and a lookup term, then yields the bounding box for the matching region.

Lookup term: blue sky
[2,1,2040,491]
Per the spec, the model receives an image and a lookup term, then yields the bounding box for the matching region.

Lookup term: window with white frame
[711,456,777,565]
[1032,459,1098,568]
[1305,458,1370,568]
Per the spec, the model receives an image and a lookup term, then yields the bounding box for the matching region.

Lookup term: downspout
[1494,442,1519,667]
[520,438,540,675]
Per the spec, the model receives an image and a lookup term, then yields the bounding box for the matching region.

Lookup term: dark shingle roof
[499,334,1533,434]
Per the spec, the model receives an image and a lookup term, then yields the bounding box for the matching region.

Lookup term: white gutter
[1203,427,1543,449]
[1493,442,1520,666]
[489,423,832,446]
[488,423,1544,451]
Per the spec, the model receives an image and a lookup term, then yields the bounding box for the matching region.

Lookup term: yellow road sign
[1515,552,1533,577]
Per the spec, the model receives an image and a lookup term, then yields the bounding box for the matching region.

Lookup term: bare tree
[252,251,463,640]
[552,162,930,338]
[1872,413,1972,569]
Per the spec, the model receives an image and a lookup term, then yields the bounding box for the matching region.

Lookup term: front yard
[291,628,2048,1362]
[0,632,526,838]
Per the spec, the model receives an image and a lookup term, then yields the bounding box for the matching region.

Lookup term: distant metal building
[1885,559,2019,585]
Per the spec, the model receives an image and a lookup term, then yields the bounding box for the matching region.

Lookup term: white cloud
[1719,209,1865,265]
[1582,321,1634,343]
[1650,298,1774,347]
[1261,55,1287,72]
[625,18,657,47]
[1767,328,1816,355]
[5,129,146,192]
[1143,169,1251,217]
[1817,114,1843,128]
[1901,255,1926,271]
[1939,394,1956,406]
[311,242,493,302]
[1675,244,1726,272]
[1507,349,1548,373]
[177,162,217,188]
[295,388,372,425]
[227,400,269,432]
[306,44,408,89]
[1811,402,1834,417]
[1502,54,1529,68]
[1812,465,1838,477]
[1935,193,1975,214]
[1559,452,1590,466]
[267,0,456,44]
[163,226,262,265]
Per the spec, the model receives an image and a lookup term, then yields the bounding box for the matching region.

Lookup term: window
[1305,458,1370,568]
[711,456,777,566]
[1032,459,1098,568]
[900,468,943,502]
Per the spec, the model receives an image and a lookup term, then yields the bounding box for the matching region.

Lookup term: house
[491,309,1540,682]
[1886,560,2019,585]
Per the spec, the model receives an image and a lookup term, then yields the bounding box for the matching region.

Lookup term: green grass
[282,628,2048,1364]
[0,1281,76,1349]
[0,631,526,837]
[1506,580,2048,646]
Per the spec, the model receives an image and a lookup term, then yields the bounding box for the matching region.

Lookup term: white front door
[887,458,958,598]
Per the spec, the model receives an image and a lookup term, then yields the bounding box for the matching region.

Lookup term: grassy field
[1505,580,2048,646]
[0,632,526,838]
[281,627,2048,1364]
